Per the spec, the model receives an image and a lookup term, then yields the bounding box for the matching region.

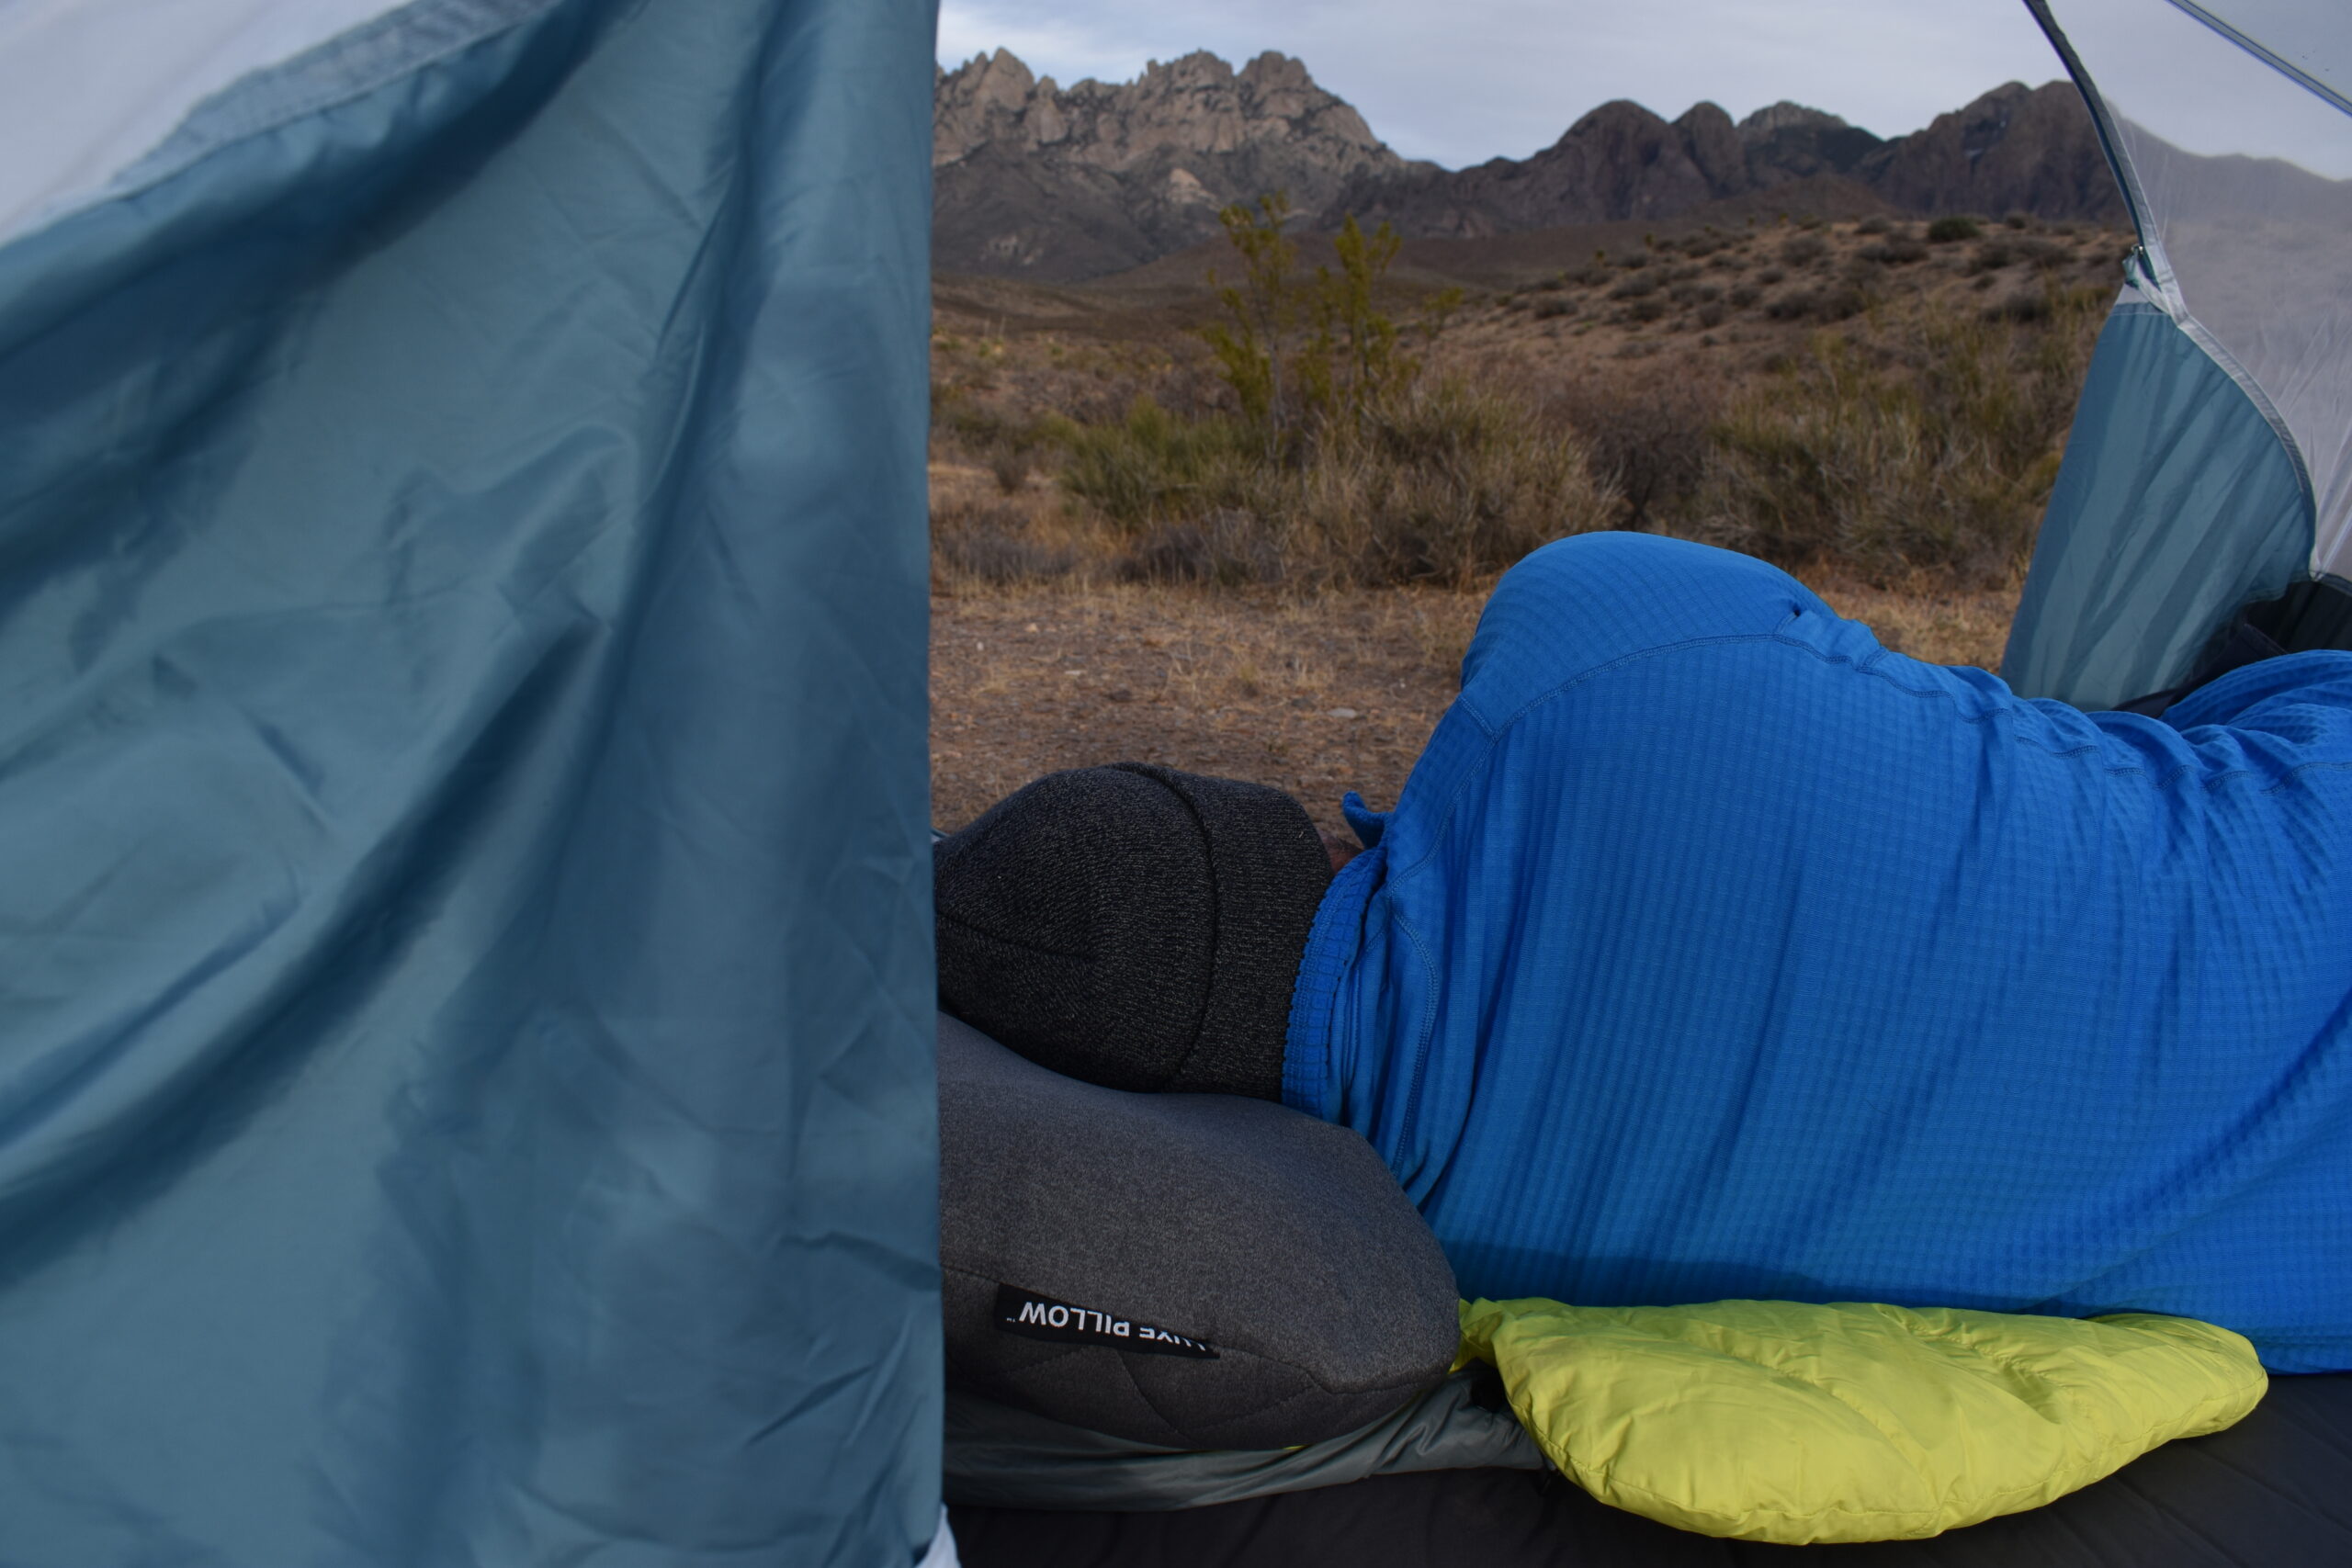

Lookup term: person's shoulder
[1457,535,1826,729]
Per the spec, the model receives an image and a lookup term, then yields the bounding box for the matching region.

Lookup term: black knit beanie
[933,763,1332,1101]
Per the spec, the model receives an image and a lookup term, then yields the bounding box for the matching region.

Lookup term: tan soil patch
[931,571,2019,833]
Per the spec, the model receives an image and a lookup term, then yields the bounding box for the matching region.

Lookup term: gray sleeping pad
[944,1365,1548,1510]
[938,1012,1462,1451]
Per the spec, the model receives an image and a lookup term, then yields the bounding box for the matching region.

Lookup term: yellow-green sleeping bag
[1458,1296,2267,1545]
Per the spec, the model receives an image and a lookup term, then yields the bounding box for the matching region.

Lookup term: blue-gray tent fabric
[2003,300,2309,709]
[0,0,941,1562]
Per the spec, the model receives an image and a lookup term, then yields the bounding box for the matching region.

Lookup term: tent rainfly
[0,0,947,1563]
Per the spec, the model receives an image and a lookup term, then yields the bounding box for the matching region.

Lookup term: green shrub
[1072,382,1616,588]
[1056,396,1255,527]
[1927,215,1983,243]
[1200,194,1461,458]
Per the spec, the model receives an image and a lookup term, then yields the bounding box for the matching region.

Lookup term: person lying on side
[933,533,2352,1373]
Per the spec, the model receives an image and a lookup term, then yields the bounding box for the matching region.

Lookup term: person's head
[933,763,1333,1100]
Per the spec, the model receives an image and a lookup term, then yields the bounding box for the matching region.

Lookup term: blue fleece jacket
[1283,534,2352,1372]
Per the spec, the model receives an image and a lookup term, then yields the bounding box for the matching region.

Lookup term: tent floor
[951,1372,2352,1566]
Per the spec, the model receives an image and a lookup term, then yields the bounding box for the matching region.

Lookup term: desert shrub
[932,500,1077,585]
[1553,366,1725,530]
[1696,301,1728,329]
[2004,211,2032,230]
[1668,280,1722,308]
[1767,284,1867,322]
[1532,276,1564,292]
[2014,236,2070,268]
[1781,232,1830,266]
[1200,196,1462,458]
[1698,281,2106,582]
[1611,271,1660,299]
[1984,288,2052,323]
[1968,240,2018,274]
[1756,266,1787,286]
[1615,250,1651,270]
[1057,395,1255,526]
[989,449,1029,493]
[1061,383,1613,589]
[1566,264,1612,287]
[933,387,1023,452]
[1859,236,1928,265]
[1061,197,1591,586]
[1295,383,1615,585]
[1119,510,1284,586]
[1624,297,1668,323]
[1855,216,1892,236]
[1727,284,1762,309]
[1816,285,1870,321]
[1927,215,1983,243]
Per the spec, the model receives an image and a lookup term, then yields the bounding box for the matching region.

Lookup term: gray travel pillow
[937,1011,1462,1450]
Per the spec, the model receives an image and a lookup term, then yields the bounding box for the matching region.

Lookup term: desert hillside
[927,202,2125,829]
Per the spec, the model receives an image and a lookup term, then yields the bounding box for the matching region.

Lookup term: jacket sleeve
[2162,650,2352,735]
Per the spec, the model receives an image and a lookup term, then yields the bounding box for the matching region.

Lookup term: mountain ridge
[933,51,2125,281]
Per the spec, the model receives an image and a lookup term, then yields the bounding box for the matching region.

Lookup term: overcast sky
[936,0,2072,168]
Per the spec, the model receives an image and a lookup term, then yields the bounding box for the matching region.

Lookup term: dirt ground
[930,570,2019,834]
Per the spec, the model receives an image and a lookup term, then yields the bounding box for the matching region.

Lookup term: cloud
[936,0,2068,167]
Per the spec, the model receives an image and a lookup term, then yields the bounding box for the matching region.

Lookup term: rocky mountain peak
[1860,82,2117,219]
[932,48,1419,279]
[1737,101,1853,141]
